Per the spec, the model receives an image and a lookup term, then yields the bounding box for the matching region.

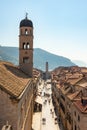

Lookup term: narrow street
[32,79,61,130]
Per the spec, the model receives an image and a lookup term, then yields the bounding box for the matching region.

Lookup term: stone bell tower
[19,14,33,77]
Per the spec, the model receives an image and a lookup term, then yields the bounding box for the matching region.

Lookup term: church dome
[20,16,33,28]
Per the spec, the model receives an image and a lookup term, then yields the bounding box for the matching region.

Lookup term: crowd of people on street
[41,80,60,130]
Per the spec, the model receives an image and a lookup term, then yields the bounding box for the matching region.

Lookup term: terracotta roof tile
[67,91,81,100]
[81,67,87,73]
[76,82,87,88]
[74,100,87,113]
[0,61,31,98]
[61,85,71,95]
[66,77,82,85]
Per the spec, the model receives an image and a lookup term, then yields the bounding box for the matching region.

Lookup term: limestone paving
[32,80,60,130]
[41,81,60,130]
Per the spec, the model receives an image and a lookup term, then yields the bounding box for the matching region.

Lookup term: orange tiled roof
[69,73,82,79]
[0,61,31,98]
[77,82,87,88]
[67,91,81,100]
[66,77,82,85]
[61,84,71,95]
[81,67,87,73]
[74,100,87,113]
[33,68,40,77]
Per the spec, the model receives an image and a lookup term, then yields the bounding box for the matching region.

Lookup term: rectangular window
[75,125,77,130]
[78,115,80,122]
[74,111,76,116]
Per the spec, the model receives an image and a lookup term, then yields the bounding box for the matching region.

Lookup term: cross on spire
[25,12,28,19]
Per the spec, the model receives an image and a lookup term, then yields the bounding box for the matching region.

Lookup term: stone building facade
[73,99,87,130]
[0,15,36,130]
[0,61,33,130]
[19,14,33,77]
[51,66,87,130]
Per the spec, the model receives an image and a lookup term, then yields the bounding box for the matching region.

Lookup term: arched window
[10,126,13,130]
[25,29,28,35]
[23,57,29,63]
[26,43,30,49]
[23,43,26,49]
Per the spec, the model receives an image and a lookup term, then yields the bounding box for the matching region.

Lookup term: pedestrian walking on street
[48,99,50,104]
[50,109,52,114]
[52,111,54,118]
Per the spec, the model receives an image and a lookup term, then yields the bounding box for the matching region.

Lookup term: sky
[0,0,87,63]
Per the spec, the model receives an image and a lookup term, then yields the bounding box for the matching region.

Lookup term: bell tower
[19,14,33,77]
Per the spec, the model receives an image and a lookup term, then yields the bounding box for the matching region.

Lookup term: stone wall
[73,105,87,130]
[17,82,33,130]
[0,89,18,130]
[0,81,34,130]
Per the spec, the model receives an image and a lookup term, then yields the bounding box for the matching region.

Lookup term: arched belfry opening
[27,43,30,49]
[23,42,26,49]
[25,29,28,35]
[19,13,33,77]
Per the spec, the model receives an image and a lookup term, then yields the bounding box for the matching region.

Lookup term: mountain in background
[0,46,76,71]
[72,60,87,67]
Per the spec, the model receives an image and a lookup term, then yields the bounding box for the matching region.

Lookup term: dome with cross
[20,13,33,28]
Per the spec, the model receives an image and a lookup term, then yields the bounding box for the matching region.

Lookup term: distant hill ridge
[0,46,75,71]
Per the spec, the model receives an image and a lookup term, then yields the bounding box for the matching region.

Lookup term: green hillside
[0,46,75,71]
